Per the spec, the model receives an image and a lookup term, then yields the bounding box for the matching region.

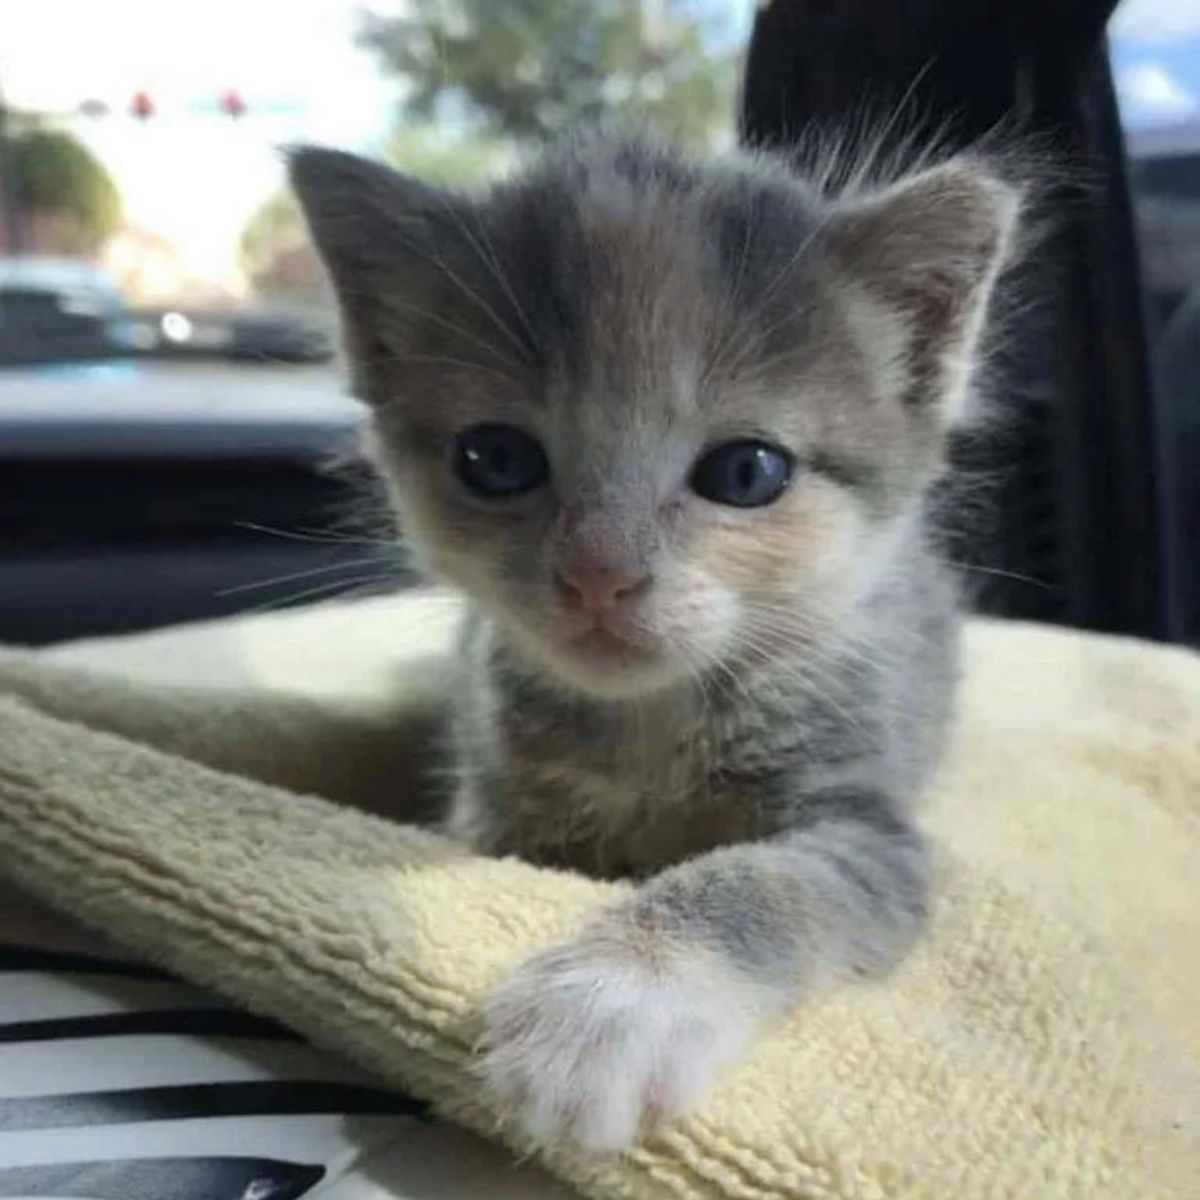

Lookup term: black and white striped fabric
[0,882,575,1200]
[0,942,426,1198]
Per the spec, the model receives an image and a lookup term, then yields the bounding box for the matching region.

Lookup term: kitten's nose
[556,564,652,614]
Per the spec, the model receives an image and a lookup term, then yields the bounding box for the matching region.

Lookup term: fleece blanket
[0,599,1196,1200]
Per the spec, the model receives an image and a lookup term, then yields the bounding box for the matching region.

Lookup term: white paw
[477,932,760,1154]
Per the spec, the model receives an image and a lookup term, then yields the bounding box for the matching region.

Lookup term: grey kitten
[290,130,1020,1154]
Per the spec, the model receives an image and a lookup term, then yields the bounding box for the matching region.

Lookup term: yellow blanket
[0,602,1196,1199]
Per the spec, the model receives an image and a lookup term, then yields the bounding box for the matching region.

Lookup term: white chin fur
[505,625,688,700]
[545,651,683,700]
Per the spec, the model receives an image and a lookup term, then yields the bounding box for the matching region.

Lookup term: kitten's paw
[477,931,760,1154]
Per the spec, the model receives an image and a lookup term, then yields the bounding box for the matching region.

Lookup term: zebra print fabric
[0,943,424,1198]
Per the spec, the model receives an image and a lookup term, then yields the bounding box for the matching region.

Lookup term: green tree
[360,0,737,151]
[385,125,510,185]
[240,189,304,288]
[9,126,121,252]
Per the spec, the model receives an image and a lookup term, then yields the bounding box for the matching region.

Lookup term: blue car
[0,256,139,365]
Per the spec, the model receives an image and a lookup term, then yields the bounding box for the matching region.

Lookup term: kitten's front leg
[478,788,929,1153]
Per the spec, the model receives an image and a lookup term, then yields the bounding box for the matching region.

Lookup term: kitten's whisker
[216,555,397,597]
[713,219,829,380]
[736,611,896,677]
[738,599,922,653]
[337,233,531,367]
[730,625,873,735]
[738,622,897,689]
[723,286,832,382]
[679,639,749,712]
[686,630,767,711]
[234,521,393,548]
[422,239,533,366]
[442,195,541,358]
[704,210,760,383]
[781,625,918,678]
[341,290,524,372]
[674,640,719,714]
[293,525,397,547]
[710,651,759,712]
[359,350,520,383]
[946,560,1052,590]
[238,572,399,617]
[851,61,938,193]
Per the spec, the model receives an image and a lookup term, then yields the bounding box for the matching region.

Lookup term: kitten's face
[377,293,905,700]
[292,137,1016,698]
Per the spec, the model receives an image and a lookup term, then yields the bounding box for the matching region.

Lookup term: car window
[0,2,753,644]
[1111,0,1200,363]
[0,1,751,372]
[1111,0,1200,641]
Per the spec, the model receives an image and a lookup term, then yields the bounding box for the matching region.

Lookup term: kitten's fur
[290,131,1020,1153]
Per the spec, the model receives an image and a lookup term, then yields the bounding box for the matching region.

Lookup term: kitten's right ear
[821,160,1021,425]
[287,147,457,398]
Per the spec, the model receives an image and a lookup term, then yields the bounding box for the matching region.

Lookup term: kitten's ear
[823,161,1020,424]
[288,146,462,399]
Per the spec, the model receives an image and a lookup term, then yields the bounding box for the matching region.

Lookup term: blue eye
[454,423,549,498]
[689,440,793,508]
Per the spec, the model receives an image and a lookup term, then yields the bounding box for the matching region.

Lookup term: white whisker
[216,555,397,597]
[239,572,399,616]
[234,521,392,548]
[443,195,541,357]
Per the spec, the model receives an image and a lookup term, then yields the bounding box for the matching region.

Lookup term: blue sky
[1110,0,1200,129]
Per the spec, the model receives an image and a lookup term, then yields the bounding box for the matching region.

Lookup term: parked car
[130,305,333,364]
[0,257,138,365]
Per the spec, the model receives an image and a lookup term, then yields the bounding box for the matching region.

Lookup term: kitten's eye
[453,423,549,498]
[689,440,793,508]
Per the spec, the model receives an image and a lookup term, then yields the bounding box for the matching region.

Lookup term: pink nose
[556,564,652,614]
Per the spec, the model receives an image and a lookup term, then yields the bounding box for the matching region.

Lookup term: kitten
[290,130,1020,1154]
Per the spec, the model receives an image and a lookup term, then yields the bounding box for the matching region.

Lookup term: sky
[0,0,1194,296]
[0,0,755,294]
[0,0,405,290]
[1110,0,1200,127]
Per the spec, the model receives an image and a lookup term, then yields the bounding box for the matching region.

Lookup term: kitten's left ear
[823,160,1021,424]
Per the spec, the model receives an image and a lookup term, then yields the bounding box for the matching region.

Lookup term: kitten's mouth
[563,625,652,666]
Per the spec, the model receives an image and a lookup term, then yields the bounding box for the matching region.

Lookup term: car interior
[0,1,1196,1197]
[1,0,1196,653]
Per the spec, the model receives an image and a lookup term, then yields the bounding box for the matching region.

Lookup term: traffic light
[130,91,154,120]
[219,89,246,119]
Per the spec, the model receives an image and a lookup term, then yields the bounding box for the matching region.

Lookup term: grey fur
[291,130,1020,1151]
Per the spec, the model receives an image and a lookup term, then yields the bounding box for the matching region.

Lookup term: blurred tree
[241,190,301,280]
[384,126,510,184]
[240,189,318,300]
[360,0,737,150]
[9,126,121,253]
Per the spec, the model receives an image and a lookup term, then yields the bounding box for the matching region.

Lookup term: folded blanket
[0,605,1196,1200]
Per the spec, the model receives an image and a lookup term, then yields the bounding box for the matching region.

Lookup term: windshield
[0,1,750,373]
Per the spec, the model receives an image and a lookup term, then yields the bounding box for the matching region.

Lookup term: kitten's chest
[462,696,760,878]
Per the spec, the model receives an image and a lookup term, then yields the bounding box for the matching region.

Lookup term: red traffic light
[219,88,246,118]
[130,90,154,120]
